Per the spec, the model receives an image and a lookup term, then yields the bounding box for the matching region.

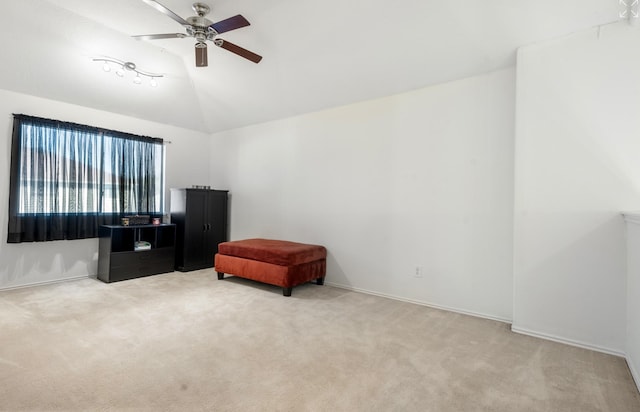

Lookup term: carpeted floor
[0,270,638,411]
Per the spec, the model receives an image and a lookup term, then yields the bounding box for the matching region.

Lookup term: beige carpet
[0,270,638,412]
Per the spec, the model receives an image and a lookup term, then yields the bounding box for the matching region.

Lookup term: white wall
[513,22,640,354]
[0,89,212,289]
[210,68,515,321]
[623,215,640,392]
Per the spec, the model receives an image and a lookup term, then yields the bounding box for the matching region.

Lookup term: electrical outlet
[414,266,423,278]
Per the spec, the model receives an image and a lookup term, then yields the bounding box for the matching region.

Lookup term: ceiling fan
[133,0,262,67]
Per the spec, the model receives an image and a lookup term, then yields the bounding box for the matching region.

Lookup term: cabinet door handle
[203,224,207,232]
[207,223,211,231]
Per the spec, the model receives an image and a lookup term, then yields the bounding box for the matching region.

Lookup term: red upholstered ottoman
[214,238,327,296]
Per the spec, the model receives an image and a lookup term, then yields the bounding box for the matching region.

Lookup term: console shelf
[97,224,176,283]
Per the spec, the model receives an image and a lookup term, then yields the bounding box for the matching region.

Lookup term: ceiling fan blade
[140,0,189,26]
[195,43,208,67]
[215,39,262,64]
[133,33,186,40]
[210,14,250,34]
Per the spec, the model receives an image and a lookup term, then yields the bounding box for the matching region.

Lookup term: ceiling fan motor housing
[186,5,216,42]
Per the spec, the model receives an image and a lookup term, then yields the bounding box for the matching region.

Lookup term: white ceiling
[0,1,625,133]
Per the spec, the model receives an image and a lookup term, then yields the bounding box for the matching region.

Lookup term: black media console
[97,224,176,283]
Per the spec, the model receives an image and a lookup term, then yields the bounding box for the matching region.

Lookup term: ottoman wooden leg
[217,272,224,280]
[316,277,325,285]
[283,287,292,297]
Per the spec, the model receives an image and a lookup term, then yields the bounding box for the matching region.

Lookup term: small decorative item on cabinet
[124,215,150,225]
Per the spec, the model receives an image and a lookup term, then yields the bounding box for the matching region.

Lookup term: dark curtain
[7,114,164,243]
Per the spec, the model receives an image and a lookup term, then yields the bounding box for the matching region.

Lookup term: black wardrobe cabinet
[170,188,229,272]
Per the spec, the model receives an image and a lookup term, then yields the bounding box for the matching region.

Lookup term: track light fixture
[93,57,163,87]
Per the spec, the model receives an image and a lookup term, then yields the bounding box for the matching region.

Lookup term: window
[7,114,165,243]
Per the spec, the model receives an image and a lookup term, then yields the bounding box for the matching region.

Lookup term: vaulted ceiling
[0,1,624,133]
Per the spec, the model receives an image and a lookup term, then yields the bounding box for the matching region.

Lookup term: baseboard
[325,281,512,324]
[627,354,640,394]
[0,275,90,292]
[324,282,632,360]
[511,326,626,358]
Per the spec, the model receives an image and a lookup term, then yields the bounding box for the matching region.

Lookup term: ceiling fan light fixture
[93,57,163,87]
